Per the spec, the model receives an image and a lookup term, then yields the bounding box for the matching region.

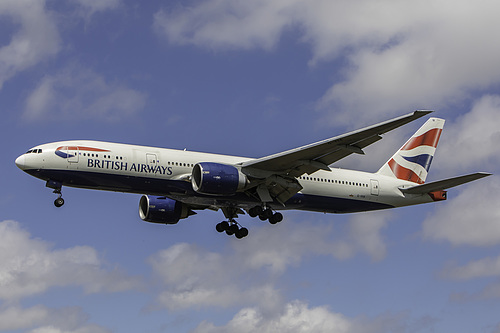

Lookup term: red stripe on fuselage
[402,128,442,151]
[387,159,424,184]
[56,146,110,152]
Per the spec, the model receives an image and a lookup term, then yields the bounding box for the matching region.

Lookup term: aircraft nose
[15,155,25,170]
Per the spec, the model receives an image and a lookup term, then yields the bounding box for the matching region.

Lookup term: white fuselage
[16,140,436,213]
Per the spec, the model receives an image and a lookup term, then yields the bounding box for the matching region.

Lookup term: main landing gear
[215,205,284,239]
[216,220,249,239]
[248,206,283,224]
[217,206,249,239]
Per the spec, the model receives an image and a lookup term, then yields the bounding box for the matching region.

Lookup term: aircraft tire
[264,208,273,219]
[235,227,248,239]
[226,224,238,235]
[216,221,229,232]
[249,206,263,218]
[54,197,64,207]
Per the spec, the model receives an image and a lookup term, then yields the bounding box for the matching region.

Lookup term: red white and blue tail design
[377,117,445,184]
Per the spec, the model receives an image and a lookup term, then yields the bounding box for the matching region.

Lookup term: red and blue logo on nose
[55,146,110,159]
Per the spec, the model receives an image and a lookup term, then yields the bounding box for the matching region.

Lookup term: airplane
[15,111,491,239]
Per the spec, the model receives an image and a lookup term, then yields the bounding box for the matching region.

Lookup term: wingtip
[414,110,434,116]
[477,172,493,177]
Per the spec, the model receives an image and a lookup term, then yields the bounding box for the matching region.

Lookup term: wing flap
[399,172,492,194]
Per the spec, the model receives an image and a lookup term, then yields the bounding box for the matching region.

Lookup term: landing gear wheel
[249,206,263,218]
[216,221,229,233]
[226,224,239,236]
[54,197,65,207]
[235,227,249,239]
[259,208,274,221]
[269,212,283,224]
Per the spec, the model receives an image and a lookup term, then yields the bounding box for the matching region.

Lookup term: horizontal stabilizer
[399,172,492,194]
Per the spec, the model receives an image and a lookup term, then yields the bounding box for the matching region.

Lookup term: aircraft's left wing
[242,110,432,177]
[240,110,432,204]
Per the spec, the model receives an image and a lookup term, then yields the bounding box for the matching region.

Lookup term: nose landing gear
[46,180,64,207]
[54,190,65,208]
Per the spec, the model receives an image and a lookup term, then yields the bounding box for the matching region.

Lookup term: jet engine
[139,195,194,224]
[191,162,247,195]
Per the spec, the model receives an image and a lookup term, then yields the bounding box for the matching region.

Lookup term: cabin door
[370,179,379,196]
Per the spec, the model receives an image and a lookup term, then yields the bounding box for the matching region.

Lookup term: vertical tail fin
[377,117,445,184]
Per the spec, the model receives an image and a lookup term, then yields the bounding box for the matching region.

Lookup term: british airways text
[87,159,173,175]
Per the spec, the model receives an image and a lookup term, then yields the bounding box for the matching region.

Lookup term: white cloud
[345,212,389,261]
[148,242,283,311]
[440,254,500,302]
[156,0,500,124]
[29,325,111,333]
[422,178,500,247]
[435,95,500,175]
[234,211,390,272]
[194,301,352,333]
[0,220,139,301]
[70,0,121,27]
[441,255,500,280]
[72,0,120,17]
[0,305,50,331]
[24,65,147,121]
[0,0,60,90]
[193,300,410,333]
[0,305,111,333]
[148,214,390,311]
[154,0,299,51]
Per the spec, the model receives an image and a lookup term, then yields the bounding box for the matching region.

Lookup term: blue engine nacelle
[139,195,193,224]
[191,162,247,195]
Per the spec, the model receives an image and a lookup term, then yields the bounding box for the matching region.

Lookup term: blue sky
[2,0,500,332]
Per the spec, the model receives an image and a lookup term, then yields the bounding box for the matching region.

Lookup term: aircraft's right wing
[399,172,492,194]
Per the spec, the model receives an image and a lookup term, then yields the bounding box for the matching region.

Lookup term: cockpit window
[25,149,42,154]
